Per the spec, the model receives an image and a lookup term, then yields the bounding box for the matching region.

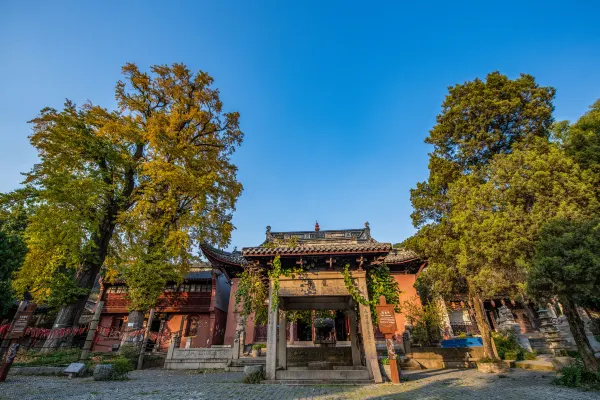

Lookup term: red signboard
[375,304,398,335]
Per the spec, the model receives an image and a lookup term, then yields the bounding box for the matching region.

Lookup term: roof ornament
[266,225,272,240]
[315,221,320,232]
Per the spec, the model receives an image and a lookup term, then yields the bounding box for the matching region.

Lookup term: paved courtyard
[1,368,598,400]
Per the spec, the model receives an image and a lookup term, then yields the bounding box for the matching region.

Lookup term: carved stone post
[265,280,278,380]
[278,310,287,369]
[232,313,244,360]
[356,275,382,383]
[348,307,362,366]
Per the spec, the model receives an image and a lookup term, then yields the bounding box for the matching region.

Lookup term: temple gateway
[200,222,422,383]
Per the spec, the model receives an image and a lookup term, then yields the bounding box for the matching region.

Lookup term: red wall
[223,278,257,345]
[392,273,421,338]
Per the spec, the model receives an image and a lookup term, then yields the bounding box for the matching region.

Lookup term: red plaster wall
[392,273,421,338]
[223,277,256,345]
[223,278,239,345]
[91,314,126,352]
[212,308,227,345]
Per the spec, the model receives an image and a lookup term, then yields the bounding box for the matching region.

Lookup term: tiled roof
[186,271,213,280]
[242,242,392,257]
[263,223,376,246]
[384,248,420,264]
[200,242,247,267]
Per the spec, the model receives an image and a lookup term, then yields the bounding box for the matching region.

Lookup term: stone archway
[265,271,382,383]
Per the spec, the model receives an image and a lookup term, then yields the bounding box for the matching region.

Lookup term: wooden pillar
[265,280,278,380]
[357,277,383,383]
[137,308,155,370]
[278,310,287,369]
[348,307,362,367]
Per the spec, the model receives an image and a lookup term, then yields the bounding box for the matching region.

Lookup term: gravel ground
[1,368,599,400]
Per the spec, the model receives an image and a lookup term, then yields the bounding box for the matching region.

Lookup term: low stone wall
[9,366,66,376]
[407,347,484,369]
[287,346,352,367]
[164,345,232,370]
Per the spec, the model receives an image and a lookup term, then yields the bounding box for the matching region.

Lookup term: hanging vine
[235,263,268,325]
[236,251,401,326]
[343,263,401,324]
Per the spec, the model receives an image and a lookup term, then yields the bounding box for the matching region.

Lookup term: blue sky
[1,1,599,249]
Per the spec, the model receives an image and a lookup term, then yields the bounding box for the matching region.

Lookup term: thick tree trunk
[121,310,145,345]
[561,296,598,373]
[471,292,498,359]
[42,262,102,350]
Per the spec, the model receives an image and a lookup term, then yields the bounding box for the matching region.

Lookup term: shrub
[523,351,537,360]
[380,357,390,365]
[493,331,525,360]
[243,370,264,384]
[110,357,134,380]
[251,344,266,350]
[118,343,140,367]
[403,299,443,346]
[567,350,580,358]
[554,358,600,389]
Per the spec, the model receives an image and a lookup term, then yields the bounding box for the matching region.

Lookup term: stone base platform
[273,368,372,384]
[225,357,266,372]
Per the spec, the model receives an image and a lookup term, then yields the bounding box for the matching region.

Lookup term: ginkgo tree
[13,63,243,347]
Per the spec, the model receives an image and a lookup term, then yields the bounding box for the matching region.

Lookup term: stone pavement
[1,368,598,400]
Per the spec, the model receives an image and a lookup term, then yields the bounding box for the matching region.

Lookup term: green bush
[243,370,264,384]
[493,331,526,360]
[567,350,580,358]
[110,357,134,380]
[118,343,140,367]
[251,343,266,350]
[380,357,390,365]
[523,351,537,360]
[554,358,600,389]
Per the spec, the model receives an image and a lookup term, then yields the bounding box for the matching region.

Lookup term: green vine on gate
[342,263,402,324]
[236,255,401,326]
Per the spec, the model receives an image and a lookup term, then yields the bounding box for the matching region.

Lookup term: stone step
[224,367,245,372]
[514,359,556,372]
[229,359,266,366]
[263,379,373,385]
[275,369,370,381]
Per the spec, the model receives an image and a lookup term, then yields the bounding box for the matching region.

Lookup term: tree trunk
[43,144,142,350]
[561,296,598,373]
[42,267,99,350]
[471,292,498,359]
[121,310,145,345]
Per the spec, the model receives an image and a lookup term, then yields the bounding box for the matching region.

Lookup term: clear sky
[1,1,599,249]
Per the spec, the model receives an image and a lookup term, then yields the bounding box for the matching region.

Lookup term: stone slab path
[1,368,598,399]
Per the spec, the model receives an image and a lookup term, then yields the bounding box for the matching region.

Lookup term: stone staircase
[225,357,266,372]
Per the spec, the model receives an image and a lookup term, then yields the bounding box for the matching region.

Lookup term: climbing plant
[235,264,268,325]
[236,257,401,326]
[343,263,401,324]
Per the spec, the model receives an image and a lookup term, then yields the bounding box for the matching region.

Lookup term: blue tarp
[441,337,483,348]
